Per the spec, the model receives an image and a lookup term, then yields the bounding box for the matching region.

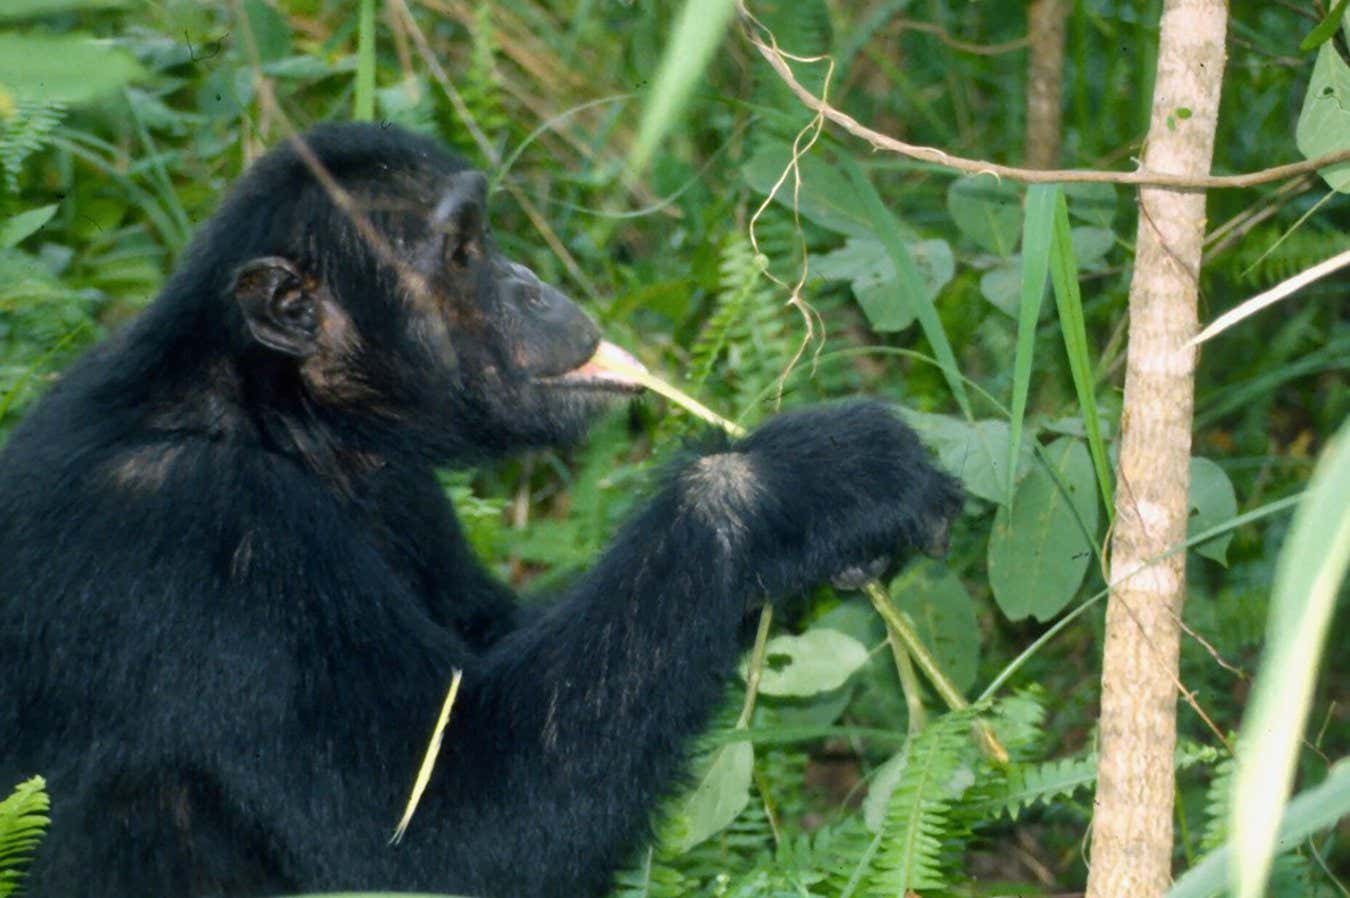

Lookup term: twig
[1188,247,1350,346]
[736,1,1350,190]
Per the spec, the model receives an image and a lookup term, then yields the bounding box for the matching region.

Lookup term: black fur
[0,123,962,897]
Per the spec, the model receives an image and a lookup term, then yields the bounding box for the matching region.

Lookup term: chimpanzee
[0,123,961,898]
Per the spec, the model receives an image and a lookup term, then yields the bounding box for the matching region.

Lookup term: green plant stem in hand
[603,351,1006,761]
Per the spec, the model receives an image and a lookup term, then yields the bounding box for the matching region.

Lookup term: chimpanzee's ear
[433,170,488,268]
[232,257,319,358]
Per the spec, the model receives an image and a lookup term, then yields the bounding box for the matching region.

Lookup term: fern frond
[459,5,510,146]
[0,100,65,193]
[610,846,691,898]
[986,686,1048,760]
[1200,756,1236,852]
[866,710,973,894]
[1223,224,1348,285]
[0,776,49,898]
[985,754,1098,821]
[975,737,1224,824]
[687,234,761,392]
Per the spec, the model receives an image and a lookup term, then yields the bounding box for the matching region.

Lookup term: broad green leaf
[0,34,142,106]
[988,438,1100,622]
[668,741,753,852]
[1070,226,1114,269]
[1296,41,1350,192]
[903,412,1034,506]
[1009,185,1057,507]
[742,144,876,238]
[1062,182,1117,228]
[241,0,292,63]
[196,67,254,118]
[742,628,870,697]
[890,560,980,693]
[0,205,58,249]
[1169,759,1350,898]
[0,0,125,17]
[947,175,1022,257]
[628,0,737,175]
[863,748,908,832]
[814,236,954,332]
[979,262,1021,316]
[1188,457,1238,566]
[1231,422,1350,898]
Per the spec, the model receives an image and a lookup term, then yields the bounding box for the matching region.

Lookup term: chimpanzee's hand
[678,401,962,600]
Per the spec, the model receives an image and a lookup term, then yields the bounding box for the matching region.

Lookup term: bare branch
[737,1,1350,190]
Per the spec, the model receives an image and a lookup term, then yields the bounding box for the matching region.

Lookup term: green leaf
[814,236,954,332]
[1049,193,1114,513]
[889,560,980,694]
[742,144,876,238]
[1062,181,1117,228]
[862,748,909,833]
[1009,185,1057,507]
[240,0,292,63]
[1296,41,1350,192]
[903,412,1034,506]
[0,205,57,249]
[196,67,254,119]
[947,175,1022,257]
[628,0,737,176]
[0,34,143,105]
[742,628,870,697]
[1070,226,1115,269]
[1169,759,1350,898]
[988,438,1100,622]
[1231,421,1350,898]
[667,741,753,852]
[1188,457,1238,566]
[978,262,1021,316]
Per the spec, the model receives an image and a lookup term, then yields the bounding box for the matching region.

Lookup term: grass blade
[1048,193,1112,514]
[1169,759,1350,898]
[839,158,971,417]
[1008,184,1058,506]
[354,0,376,122]
[1231,420,1350,898]
[627,0,737,176]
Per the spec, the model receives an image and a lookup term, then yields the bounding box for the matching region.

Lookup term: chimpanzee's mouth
[543,341,647,394]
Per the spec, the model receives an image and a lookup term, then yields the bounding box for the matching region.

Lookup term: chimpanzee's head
[161,123,639,465]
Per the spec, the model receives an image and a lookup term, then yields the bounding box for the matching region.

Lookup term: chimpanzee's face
[229,162,640,462]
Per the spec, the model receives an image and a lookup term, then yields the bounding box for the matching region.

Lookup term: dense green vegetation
[0,1,1346,895]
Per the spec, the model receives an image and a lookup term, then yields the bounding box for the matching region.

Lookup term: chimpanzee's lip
[541,341,647,394]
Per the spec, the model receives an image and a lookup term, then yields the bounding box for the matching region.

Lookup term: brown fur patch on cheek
[299,298,379,404]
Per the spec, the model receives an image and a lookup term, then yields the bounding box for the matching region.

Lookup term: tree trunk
[1086,3,1228,898]
[1026,0,1068,168]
